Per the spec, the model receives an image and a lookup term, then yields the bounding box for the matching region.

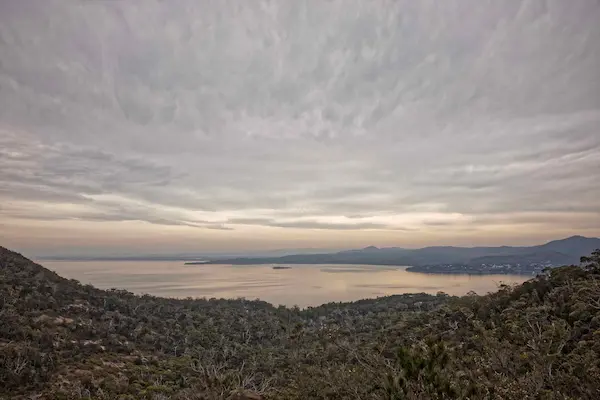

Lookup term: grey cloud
[0,0,599,244]
[227,218,396,231]
[84,203,228,230]
[0,132,188,204]
[422,220,456,227]
[0,198,230,230]
[0,183,92,205]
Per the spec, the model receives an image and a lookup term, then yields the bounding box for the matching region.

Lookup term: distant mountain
[536,235,600,257]
[204,236,600,269]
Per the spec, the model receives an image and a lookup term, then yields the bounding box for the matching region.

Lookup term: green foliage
[581,249,600,273]
[382,342,457,399]
[1,246,600,399]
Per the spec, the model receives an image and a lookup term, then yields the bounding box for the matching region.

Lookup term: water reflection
[41,261,528,307]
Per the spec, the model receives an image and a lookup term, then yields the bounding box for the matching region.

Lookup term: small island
[272,265,292,270]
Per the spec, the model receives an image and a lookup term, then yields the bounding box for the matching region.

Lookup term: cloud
[0,0,599,253]
[227,217,398,231]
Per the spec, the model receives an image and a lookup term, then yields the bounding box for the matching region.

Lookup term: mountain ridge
[199,236,600,269]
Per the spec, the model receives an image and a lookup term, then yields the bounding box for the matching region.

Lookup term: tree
[581,249,600,273]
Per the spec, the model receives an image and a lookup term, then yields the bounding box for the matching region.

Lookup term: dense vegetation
[1,246,600,399]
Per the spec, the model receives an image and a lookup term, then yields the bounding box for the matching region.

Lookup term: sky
[1,0,599,257]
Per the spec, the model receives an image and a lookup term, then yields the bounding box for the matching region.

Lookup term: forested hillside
[1,246,600,399]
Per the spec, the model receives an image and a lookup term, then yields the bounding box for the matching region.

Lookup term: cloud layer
[1,0,599,254]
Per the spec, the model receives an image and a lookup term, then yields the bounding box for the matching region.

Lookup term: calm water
[40,261,528,307]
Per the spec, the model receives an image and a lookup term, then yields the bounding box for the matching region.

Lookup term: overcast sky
[1,0,599,256]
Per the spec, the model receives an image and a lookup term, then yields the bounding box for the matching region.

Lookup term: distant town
[407,261,556,275]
